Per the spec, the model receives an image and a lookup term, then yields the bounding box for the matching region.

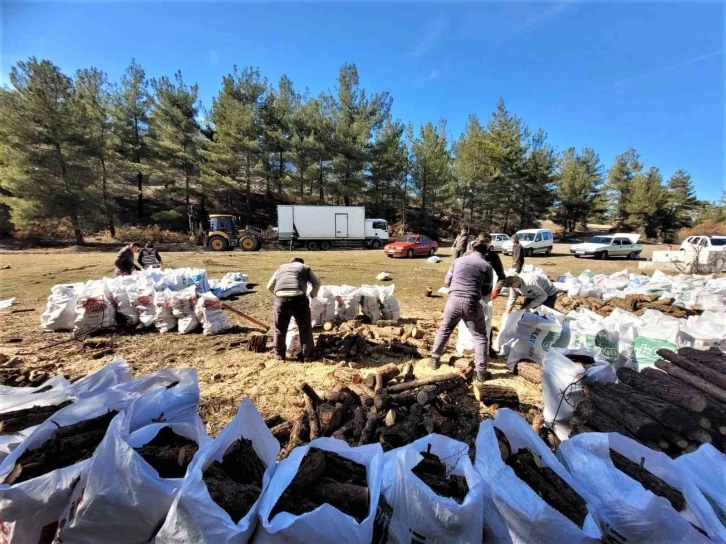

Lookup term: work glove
[491,289,499,300]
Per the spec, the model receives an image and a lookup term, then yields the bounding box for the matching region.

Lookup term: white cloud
[408,19,449,59]
[608,49,724,89]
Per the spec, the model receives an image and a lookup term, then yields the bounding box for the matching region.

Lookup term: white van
[501,229,554,256]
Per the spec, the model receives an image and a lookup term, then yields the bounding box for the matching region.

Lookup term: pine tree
[0,59,94,244]
[74,67,118,235]
[111,59,152,221]
[261,75,294,194]
[665,169,698,231]
[147,72,201,210]
[368,118,407,214]
[518,128,556,229]
[552,147,603,232]
[452,115,493,225]
[606,147,642,228]
[626,166,665,238]
[412,120,450,216]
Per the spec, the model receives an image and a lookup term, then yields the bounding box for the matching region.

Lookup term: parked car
[569,233,642,259]
[384,235,438,258]
[489,233,510,252]
[679,235,726,252]
[501,229,554,256]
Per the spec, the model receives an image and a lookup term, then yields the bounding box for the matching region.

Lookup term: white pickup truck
[569,233,642,260]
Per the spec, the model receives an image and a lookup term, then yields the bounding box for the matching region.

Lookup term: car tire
[545,247,552,256]
[370,239,382,249]
[601,251,609,260]
[306,240,319,251]
[526,248,534,257]
[319,240,331,251]
[407,249,414,258]
[629,251,641,260]
[429,248,436,256]
[387,254,393,258]
[208,236,228,252]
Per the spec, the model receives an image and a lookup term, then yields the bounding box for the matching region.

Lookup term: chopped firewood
[583,385,661,440]
[317,403,344,435]
[473,384,519,406]
[409,327,424,339]
[247,333,267,352]
[323,322,334,331]
[514,361,542,384]
[654,359,726,404]
[494,427,512,462]
[609,449,685,511]
[411,447,469,504]
[617,367,707,413]
[658,349,726,391]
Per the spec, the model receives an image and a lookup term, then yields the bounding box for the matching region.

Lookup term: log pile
[0,359,52,388]
[411,444,469,504]
[270,447,369,523]
[505,448,589,528]
[570,347,726,457]
[133,427,199,479]
[0,400,74,434]
[556,293,699,319]
[3,410,118,485]
[202,437,267,523]
[608,449,685,511]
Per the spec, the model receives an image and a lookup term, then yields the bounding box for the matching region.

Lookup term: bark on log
[654,359,726,404]
[678,348,726,374]
[289,447,327,490]
[135,444,198,478]
[514,361,542,385]
[507,449,588,528]
[617,367,708,413]
[0,400,73,434]
[358,413,381,446]
[494,427,512,462]
[352,406,366,440]
[473,384,519,406]
[383,373,465,395]
[331,419,355,441]
[427,406,454,435]
[328,368,362,385]
[349,384,374,407]
[271,421,293,444]
[311,478,369,521]
[203,463,262,523]
[453,359,474,372]
[321,449,368,486]
[222,438,267,485]
[379,404,424,450]
[658,349,726,391]
[376,363,401,380]
[264,415,284,428]
[609,449,685,511]
[317,403,344,435]
[571,399,636,438]
[583,385,661,440]
[288,413,310,450]
[600,382,699,433]
[247,332,267,352]
[50,410,117,441]
[375,373,384,393]
[300,385,321,440]
[374,391,418,412]
[416,375,466,406]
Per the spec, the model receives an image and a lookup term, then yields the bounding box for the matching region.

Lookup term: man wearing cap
[500,273,558,314]
[267,258,321,361]
[430,235,494,382]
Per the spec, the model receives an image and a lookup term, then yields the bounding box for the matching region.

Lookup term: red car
[384,235,438,258]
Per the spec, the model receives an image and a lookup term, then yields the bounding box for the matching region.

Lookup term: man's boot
[475,370,491,382]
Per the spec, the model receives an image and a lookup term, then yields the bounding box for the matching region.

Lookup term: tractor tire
[209,236,228,252]
[240,235,258,251]
[319,240,331,251]
[306,240,319,251]
[369,239,382,249]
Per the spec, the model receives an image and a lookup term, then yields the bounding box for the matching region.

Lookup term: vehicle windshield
[516,232,535,241]
[588,236,613,244]
[710,238,726,246]
[399,236,417,243]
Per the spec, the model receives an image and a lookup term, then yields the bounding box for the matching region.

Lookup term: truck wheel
[407,249,414,258]
[319,240,331,251]
[240,235,257,251]
[369,239,382,249]
[306,240,319,251]
[209,236,228,252]
[526,248,534,257]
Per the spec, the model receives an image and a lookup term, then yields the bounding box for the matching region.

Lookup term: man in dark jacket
[114,242,141,276]
[451,227,470,260]
[430,236,494,382]
[267,257,321,361]
[138,241,162,269]
[511,234,525,273]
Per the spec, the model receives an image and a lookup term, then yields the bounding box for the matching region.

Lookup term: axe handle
[221,303,269,331]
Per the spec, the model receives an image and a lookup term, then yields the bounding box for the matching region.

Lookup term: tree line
[0,57,715,244]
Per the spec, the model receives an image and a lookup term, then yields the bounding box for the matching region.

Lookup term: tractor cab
[206,214,263,252]
[210,215,238,238]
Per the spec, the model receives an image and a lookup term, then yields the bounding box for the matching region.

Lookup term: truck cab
[364,219,389,249]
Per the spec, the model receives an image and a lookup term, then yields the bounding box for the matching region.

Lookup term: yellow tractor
[190,210,265,251]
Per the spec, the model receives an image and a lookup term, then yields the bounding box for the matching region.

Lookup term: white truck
[277,205,389,250]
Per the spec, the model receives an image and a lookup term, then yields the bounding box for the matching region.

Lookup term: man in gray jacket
[451,227,470,260]
[501,272,558,313]
[430,236,494,382]
[267,258,321,361]
[511,235,525,273]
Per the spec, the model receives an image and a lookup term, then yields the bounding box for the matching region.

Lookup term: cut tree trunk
[617,367,707,413]
[248,333,267,352]
[317,403,344,435]
[657,349,726,391]
[288,413,310,450]
[678,348,726,374]
[609,449,685,511]
[514,361,542,384]
[384,373,465,395]
[570,399,634,438]
[654,360,726,404]
[358,413,381,446]
[311,478,369,520]
[374,391,418,412]
[270,421,293,444]
[416,375,466,406]
[582,386,661,439]
[473,384,519,406]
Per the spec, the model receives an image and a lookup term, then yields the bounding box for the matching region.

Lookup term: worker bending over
[430,235,494,383]
[267,257,321,361]
[500,273,558,314]
[114,242,141,276]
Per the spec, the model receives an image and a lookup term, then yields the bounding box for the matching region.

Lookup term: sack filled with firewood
[559,433,726,543]
[631,310,680,370]
[506,311,563,369]
[676,444,726,527]
[474,410,603,542]
[155,398,279,544]
[256,438,384,544]
[379,434,496,544]
[541,348,616,441]
[54,414,209,544]
[0,359,133,461]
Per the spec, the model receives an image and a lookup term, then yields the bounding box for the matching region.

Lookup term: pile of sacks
[309,284,401,327]
[40,268,239,336]
[555,268,726,313]
[3,360,725,544]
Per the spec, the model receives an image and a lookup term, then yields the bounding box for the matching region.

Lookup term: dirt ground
[0,243,667,435]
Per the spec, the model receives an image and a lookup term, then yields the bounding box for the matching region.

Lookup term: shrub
[113,224,189,244]
[12,219,76,242]
[678,220,726,241]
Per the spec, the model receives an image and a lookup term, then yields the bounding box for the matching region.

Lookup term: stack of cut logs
[265,357,522,458]
[314,320,432,361]
[556,293,698,319]
[571,346,726,457]
[0,354,53,388]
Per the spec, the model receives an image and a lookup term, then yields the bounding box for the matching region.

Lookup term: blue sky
[3,1,724,201]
